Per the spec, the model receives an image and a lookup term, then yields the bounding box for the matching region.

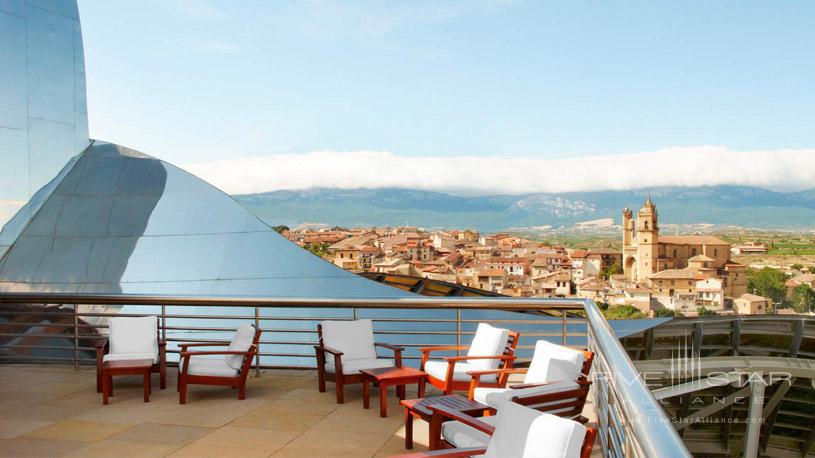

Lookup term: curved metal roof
[0,141,413,299]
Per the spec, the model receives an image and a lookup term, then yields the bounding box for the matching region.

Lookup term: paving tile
[65,439,180,458]
[168,443,275,458]
[229,411,324,432]
[193,426,297,450]
[252,399,339,416]
[0,437,88,457]
[0,418,54,439]
[107,422,212,445]
[24,420,131,442]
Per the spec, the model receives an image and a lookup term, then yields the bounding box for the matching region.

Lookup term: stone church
[622,198,746,300]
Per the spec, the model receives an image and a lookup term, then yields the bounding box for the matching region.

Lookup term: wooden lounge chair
[420,323,519,394]
[392,401,597,458]
[467,340,594,418]
[315,319,404,403]
[177,323,260,404]
[96,315,166,393]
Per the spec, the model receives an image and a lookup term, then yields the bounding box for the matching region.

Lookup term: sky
[79,0,815,195]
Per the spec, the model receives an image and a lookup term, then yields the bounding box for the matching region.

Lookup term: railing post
[561,309,567,346]
[456,308,462,356]
[161,304,167,342]
[73,304,79,371]
[254,305,261,377]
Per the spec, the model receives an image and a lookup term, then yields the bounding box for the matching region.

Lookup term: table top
[401,394,489,417]
[360,366,426,382]
[102,359,154,370]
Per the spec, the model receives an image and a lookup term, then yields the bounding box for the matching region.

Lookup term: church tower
[635,196,659,283]
[622,207,634,247]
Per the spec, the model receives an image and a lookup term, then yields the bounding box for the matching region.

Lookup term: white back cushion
[225,324,256,370]
[321,319,377,361]
[466,323,510,370]
[485,402,586,458]
[109,316,158,357]
[525,340,585,384]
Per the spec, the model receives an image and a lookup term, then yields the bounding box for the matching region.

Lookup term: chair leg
[238,383,246,400]
[179,375,187,404]
[317,368,326,393]
[160,364,166,390]
[336,377,345,404]
[96,365,102,393]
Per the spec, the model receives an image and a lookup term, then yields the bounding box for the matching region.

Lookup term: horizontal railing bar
[1,292,585,309]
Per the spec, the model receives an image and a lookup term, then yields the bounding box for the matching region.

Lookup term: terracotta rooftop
[657,235,729,246]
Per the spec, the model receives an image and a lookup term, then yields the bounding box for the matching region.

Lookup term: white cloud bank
[183,146,815,196]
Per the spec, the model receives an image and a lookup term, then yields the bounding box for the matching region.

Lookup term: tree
[654,308,676,318]
[603,304,646,320]
[304,242,330,258]
[601,260,623,279]
[747,267,788,306]
[696,306,716,316]
[272,225,289,233]
[790,284,815,313]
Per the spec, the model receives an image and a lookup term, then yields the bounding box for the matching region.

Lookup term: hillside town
[281,198,813,317]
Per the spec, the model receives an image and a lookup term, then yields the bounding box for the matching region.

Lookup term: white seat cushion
[185,357,239,377]
[325,357,393,374]
[103,352,157,364]
[321,319,378,361]
[424,360,498,384]
[442,415,498,449]
[108,316,158,363]
[484,402,586,458]
[225,324,256,370]
[525,340,584,384]
[474,381,581,409]
[466,323,510,371]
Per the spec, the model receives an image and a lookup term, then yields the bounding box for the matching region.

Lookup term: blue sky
[79,0,815,194]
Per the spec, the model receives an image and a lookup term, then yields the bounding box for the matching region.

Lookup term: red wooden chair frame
[392,403,597,458]
[315,323,405,403]
[419,330,520,394]
[95,329,167,393]
[177,326,261,404]
[466,350,594,398]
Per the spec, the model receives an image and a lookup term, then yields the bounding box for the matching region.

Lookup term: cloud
[182,146,815,196]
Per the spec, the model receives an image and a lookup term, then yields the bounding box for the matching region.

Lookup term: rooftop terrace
[0,364,599,457]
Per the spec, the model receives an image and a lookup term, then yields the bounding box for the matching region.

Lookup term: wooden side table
[360,366,426,417]
[100,359,154,405]
[400,394,490,450]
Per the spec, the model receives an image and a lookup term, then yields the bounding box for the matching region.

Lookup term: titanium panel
[0,141,413,299]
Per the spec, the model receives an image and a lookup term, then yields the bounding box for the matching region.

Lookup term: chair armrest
[158,340,167,347]
[180,349,257,357]
[428,404,495,436]
[95,338,108,349]
[314,345,344,356]
[389,448,487,457]
[375,342,405,352]
[179,342,230,348]
[444,355,515,362]
[419,345,469,354]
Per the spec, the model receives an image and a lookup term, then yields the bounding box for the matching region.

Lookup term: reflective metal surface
[0,141,414,298]
[0,0,89,253]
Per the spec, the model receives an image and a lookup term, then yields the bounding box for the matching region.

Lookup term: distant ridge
[235,186,815,231]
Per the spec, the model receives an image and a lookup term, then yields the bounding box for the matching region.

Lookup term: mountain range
[234,186,815,232]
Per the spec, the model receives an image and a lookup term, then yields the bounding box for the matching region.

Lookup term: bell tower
[635,196,659,283]
[622,207,634,247]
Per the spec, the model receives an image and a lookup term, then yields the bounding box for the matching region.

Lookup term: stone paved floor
[0,364,597,457]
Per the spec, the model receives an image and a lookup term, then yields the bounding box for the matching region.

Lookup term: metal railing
[0,292,690,457]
